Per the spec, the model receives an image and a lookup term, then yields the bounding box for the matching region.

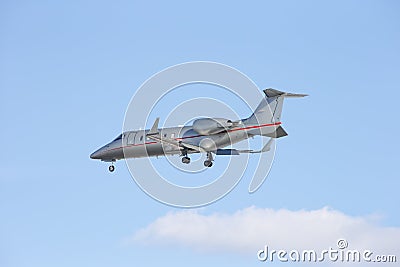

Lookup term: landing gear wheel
[204,160,213,167]
[108,165,115,172]
[204,152,214,167]
[182,156,191,164]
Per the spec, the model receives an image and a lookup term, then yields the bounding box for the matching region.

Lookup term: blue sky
[1,1,400,266]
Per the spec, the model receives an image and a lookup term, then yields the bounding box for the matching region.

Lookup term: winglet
[249,138,275,153]
[261,138,274,152]
[148,117,160,135]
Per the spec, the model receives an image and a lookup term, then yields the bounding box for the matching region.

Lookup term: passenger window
[140,136,143,141]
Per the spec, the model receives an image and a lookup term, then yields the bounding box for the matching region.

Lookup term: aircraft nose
[90,148,104,159]
[90,151,100,159]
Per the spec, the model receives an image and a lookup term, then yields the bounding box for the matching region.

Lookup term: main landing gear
[203,152,213,168]
[181,150,214,168]
[182,156,191,164]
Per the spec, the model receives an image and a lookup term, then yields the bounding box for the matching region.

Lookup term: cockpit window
[113,134,123,141]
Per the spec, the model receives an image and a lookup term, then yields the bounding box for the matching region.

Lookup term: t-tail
[244,88,307,138]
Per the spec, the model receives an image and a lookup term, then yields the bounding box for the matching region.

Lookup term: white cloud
[134,206,400,258]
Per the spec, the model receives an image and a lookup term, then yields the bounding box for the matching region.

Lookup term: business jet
[90,89,307,172]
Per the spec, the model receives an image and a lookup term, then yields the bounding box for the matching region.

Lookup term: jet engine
[192,118,234,135]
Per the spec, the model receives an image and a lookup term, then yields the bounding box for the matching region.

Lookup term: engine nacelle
[192,118,233,135]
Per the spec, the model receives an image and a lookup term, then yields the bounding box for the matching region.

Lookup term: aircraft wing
[146,118,206,153]
[147,133,206,153]
[215,138,274,155]
[146,133,181,149]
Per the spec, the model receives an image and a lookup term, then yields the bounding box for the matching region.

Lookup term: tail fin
[244,88,307,135]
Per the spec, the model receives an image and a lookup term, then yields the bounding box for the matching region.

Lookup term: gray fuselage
[90,121,281,161]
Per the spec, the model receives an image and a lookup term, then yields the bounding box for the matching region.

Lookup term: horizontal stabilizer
[263,88,308,98]
[263,88,285,97]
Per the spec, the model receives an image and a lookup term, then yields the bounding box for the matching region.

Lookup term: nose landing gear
[181,148,191,164]
[108,160,116,172]
[108,165,115,172]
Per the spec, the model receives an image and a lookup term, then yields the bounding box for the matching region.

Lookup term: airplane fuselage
[90,122,281,162]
